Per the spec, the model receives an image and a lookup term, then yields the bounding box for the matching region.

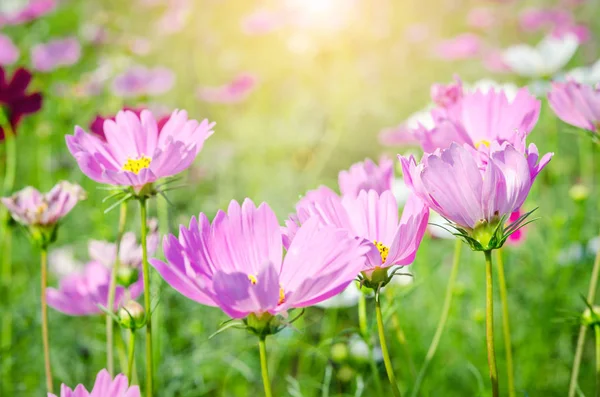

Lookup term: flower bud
[569,183,590,203]
[118,301,146,330]
[330,343,349,363]
[244,312,283,338]
[582,306,600,327]
[337,365,354,383]
[116,267,139,288]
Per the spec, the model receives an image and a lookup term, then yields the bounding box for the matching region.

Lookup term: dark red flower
[0,67,43,141]
[89,107,169,141]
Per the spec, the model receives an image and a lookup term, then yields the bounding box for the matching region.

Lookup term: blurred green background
[1,0,600,395]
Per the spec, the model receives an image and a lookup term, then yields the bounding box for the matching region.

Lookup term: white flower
[428,211,456,240]
[501,34,579,78]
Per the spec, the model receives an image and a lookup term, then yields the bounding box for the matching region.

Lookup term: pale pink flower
[338,158,394,198]
[0,34,19,65]
[0,0,55,26]
[434,33,481,60]
[241,8,286,35]
[150,199,370,318]
[31,37,81,72]
[547,80,600,133]
[111,66,175,98]
[467,7,496,29]
[197,73,257,104]
[48,369,139,397]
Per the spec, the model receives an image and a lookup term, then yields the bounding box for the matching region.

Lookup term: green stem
[569,236,600,397]
[139,199,153,397]
[41,248,53,393]
[106,202,128,375]
[1,229,12,392]
[496,249,515,397]
[411,239,462,397]
[128,330,136,381]
[258,337,273,397]
[375,289,402,397]
[115,325,128,374]
[484,250,499,397]
[358,292,384,395]
[595,325,600,397]
[1,118,16,196]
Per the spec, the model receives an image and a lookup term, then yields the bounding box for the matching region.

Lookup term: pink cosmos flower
[111,66,175,98]
[89,108,169,141]
[548,81,600,133]
[338,158,394,198]
[31,37,81,72]
[399,143,552,231]
[66,109,215,189]
[150,199,369,319]
[0,34,19,65]
[197,73,258,104]
[1,181,85,226]
[46,261,143,316]
[0,0,55,26]
[411,83,540,153]
[48,369,139,397]
[156,0,190,35]
[283,188,429,274]
[552,23,590,43]
[434,33,481,60]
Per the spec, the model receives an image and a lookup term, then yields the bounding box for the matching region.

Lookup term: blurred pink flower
[283,188,429,275]
[434,33,481,60]
[482,50,511,73]
[0,0,55,26]
[150,199,370,318]
[49,369,140,397]
[338,157,394,198]
[128,37,152,56]
[519,8,571,32]
[46,261,143,316]
[431,76,464,108]
[197,73,257,104]
[31,37,81,72]
[1,181,85,226]
[547,81,600,133]
[506,210,526,245]
[0,34,19,65]
[378,109,433,147]
[111,66,175,97]
[553,23,590,43]
[467,7,496,29]
[241,8,286,35]
[400,143,552,231]
[66,109,214,189]
[156,0,190,34]
[405,23,429,43]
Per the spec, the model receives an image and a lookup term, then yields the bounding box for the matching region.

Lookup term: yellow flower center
[475,140,490,149]
[278,287,286,305]
[373,240,389,263]
[247,274,258,284]
[122,156,152,175]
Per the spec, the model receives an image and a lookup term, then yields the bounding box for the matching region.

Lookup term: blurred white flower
[49,246,82,278]
[501,34,578,78]
[316,282,362,308]
[557,242,584,265]
[564,59,600,86]
[428,211,456,240]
